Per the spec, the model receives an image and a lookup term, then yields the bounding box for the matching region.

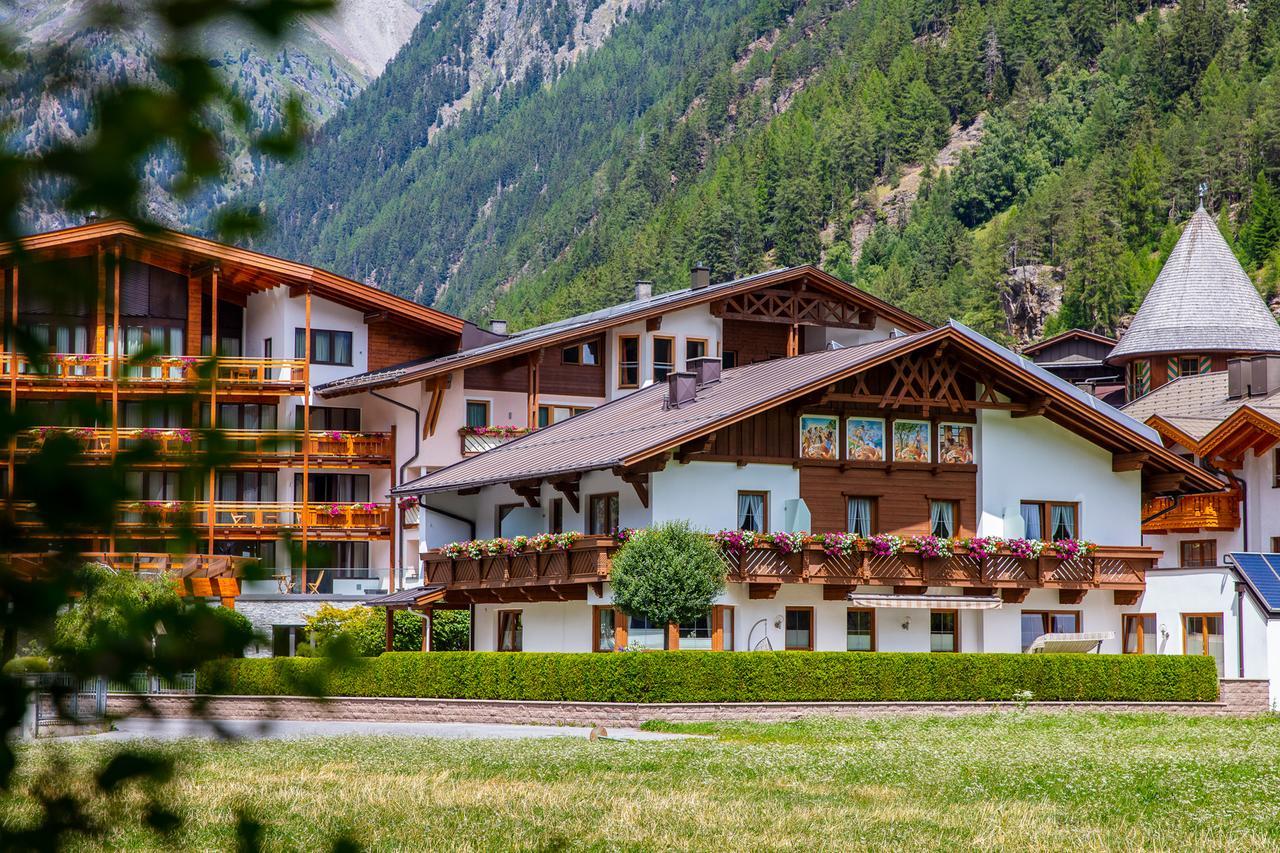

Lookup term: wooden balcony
[1,353,306,394]
[421,538,1154,602]
[11,501,392,539]
[1142,493,1240,533]
[15,428,392,467]
[460,429,533,455]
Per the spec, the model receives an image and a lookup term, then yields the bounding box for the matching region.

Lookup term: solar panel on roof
[1229,553,1280,613]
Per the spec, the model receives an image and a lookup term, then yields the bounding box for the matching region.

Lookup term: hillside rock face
[3,0,429,230]
[1002,264,1063,343]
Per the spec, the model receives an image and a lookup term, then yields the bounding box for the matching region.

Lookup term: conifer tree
[1241,172,1280,267]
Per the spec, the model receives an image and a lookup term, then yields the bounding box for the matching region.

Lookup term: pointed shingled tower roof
[1108,205,1280,362]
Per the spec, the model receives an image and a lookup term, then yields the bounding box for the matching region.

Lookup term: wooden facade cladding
[464,358,530,393]
[1142,492,1240,533]
[722,318,790,365]
[799,465,976,536]
[367,321,443,372]
[541,338,606,397]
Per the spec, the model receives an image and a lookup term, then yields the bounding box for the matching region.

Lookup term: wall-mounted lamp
[901,616,911,630]
[1160,624,1170,641]
[773,615,783,630]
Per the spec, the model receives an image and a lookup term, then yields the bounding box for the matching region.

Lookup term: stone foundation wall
[110,679,1270,726]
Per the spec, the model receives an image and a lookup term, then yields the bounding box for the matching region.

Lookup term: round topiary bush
[609,521,726,626]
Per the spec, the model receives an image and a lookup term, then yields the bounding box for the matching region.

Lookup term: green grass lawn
[7,714,1280,850]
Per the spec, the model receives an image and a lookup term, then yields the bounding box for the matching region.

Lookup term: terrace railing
[1,352,306,393]
[11,501,392,537]
[15,428,392,464]
[422,538,1153,593]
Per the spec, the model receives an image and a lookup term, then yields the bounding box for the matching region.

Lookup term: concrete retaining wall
[109,679,1270,726]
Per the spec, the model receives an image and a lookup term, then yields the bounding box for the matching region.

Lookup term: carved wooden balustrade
[423,536,618,588]
[732,543,1151,591]
[1142,492,1240,533]
[420,537,1153,598]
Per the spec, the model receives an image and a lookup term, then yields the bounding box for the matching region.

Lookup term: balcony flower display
[483,537,516,556]
[910,535,953,559]
[529,531,582,551]
[712,529,757,558]
[867,533,903,557]
[817,531,862,557]
[768,531,807,555]
[1006,538,1045,559]
[324,504,345,517]
[457,425,533,438]
[614,527,641,545]
[958,536,1004,559]
[323,430,344,440]
[397,496,418,510]
[138,428,161,440]
[443,539,485,559]
[1048,539,1098,560]
[356,502,379,513]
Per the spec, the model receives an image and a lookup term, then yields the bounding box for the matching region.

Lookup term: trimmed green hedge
[198,651,1220,703]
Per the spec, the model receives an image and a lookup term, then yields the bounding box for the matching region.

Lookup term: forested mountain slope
[250,0,1280,342]
[4,0,429,230]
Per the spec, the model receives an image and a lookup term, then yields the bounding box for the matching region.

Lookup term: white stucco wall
[606,305,723,399]
[650,461,799,532]
[804,316,902,351]
[1243,449,1280,550]
[977,409,1142,544]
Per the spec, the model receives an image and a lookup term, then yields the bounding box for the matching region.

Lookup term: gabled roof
[1108,206,1280,362]
[398,321,1220,497]
[1121,371,1280,456]
[1023,328,1117,356]
[315,265,931,397]
[4,219,465,336]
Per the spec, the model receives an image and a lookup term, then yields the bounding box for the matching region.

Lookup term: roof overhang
[3,219,465,337]
[1022,328,1117,357]
[1194,406,1280,463]
[399,322,1223,497]
[318,265,932,398]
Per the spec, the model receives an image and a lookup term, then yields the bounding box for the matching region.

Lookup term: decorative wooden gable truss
[710,287,876,330]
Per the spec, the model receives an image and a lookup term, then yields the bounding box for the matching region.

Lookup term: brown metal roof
[316,265,932,397]
[399,322,1221,496]
[5,219,465,336]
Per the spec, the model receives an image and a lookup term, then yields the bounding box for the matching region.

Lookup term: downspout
[370,389,421,591]
[1236,580,1246,678]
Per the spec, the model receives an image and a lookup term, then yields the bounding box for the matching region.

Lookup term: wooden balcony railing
[1,353,306,393]
[11,501,392,538]
[1142,492,1240,533]
[15,428,392,465]
[5,551,248,578]
[421,538,1153,595]
[460,429,533,455]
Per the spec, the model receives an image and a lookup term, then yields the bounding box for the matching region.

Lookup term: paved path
[74,718,693,742]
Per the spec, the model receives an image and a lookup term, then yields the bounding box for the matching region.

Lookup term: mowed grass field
[6,713,1280,850]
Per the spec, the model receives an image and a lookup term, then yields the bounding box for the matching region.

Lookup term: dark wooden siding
[367,322,443,372]
[799,466,976,535]
[723,318,789,365]
[465,357,529,393]
[541,338,605,397]
[1033,338,1113,364]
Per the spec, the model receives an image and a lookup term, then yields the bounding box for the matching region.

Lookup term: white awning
[1026,632,1115,654]
[845,593,1003,610]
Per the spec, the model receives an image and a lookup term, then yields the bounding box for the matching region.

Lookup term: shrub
[200,651,1220,703]
[610,521,726,625]
[431,610,470,651]
[53,565,182,657]
[2,656,52,674]
[304,604,422,656]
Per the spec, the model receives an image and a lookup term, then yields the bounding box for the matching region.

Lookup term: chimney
[634,280,653,301]
[1227,357,1248,399]
[690,264,710,290]
[1250,355,1280,398]
[489,318,508,336]
[688,355,722,387]
[665,371,698,409]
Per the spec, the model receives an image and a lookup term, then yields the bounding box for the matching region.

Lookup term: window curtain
[738,493,764,532]
[1020,504,1042,539]
[930,501,954,537]
[1051,504,1075,540]
[847,498,872,536]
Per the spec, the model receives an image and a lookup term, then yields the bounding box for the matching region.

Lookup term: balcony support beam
[1001,588,1030,603]
[1112,452,1149,472]
[1113,590,1141,607]
[1058,589,1087,605]
[550,477,580,513]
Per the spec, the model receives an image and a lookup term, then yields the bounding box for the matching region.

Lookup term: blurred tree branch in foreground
[0,1,343,849]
